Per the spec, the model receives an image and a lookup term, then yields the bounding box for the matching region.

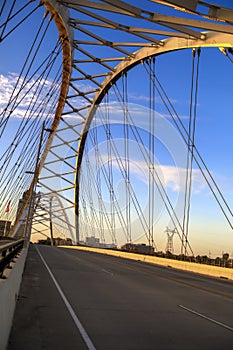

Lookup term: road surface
[8,244,233,349]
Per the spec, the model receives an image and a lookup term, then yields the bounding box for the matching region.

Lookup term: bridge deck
[8,244,233,350]
[7,244,87,350]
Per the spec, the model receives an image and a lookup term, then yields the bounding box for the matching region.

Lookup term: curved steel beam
[12,0,73,238]
[39,0,73,171]
[75,31,233,241]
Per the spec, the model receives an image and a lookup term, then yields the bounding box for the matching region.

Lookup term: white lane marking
[101,268,114,276]
[179,304,233,332]
[34,245,96,350]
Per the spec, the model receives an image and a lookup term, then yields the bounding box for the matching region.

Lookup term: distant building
[85,236,117,249]
[121,243,154,255]
[14,190,29,238]
[37,237,73,246]
[16,191,28,217]
[0,220,11,237]
[86,236,100,247]
[14,190,36,238]
[100,243,117,249]
[54,237,73,246]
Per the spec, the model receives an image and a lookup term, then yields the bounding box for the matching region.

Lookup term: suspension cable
[143,57,233,231]
[122,73,132,243]
[113,80,191,253]
[183,48,201,255]
[0,2,41,42]
[105,92,117,244]
[0,6,63,223]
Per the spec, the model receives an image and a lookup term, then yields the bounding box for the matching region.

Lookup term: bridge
[0,1,233,349]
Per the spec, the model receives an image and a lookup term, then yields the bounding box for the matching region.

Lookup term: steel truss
[1,1,232,251]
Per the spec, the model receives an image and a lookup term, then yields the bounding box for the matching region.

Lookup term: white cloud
[0,72,60,119]
[84,146,207,194]
[159,165,206,193]
[127,162,207,194]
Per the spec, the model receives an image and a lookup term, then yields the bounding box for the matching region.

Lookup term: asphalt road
[8,244,233,350]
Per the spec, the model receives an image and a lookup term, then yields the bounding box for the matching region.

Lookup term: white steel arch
[8,0,74,237]
[75,31,233,242]
[42,0,233,246]
[2,1,232,246]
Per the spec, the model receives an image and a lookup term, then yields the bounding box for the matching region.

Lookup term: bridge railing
[0,239,24,278]
[0,236,14,241]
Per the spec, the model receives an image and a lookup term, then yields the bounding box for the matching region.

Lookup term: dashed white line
[101,268,114,276]
[35,245,96,350]
[179,304,233,332]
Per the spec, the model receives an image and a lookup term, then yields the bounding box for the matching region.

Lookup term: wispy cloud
[126,162,207,194]
[84,148,207,194]
[0,72,93,121]
[0,72,59,119]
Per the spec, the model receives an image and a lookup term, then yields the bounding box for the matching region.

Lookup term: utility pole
[24,122,45,243]
[49,196,54,246]
[24,122,53,243]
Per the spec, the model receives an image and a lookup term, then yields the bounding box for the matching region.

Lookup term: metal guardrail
[0,236,14,241]
[0,239,24,278]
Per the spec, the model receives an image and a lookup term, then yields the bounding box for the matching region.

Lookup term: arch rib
[75,31,233,242]
[12,1,73,237]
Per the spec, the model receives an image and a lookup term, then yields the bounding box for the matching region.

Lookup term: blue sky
[78,45,233,256]
[0,1,233,257]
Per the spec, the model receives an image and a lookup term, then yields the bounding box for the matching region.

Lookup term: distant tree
[165,251,173,259]
[178,254,185,261]
[222,253,229,261]
[201,255,209,264]
[222,253,229,267]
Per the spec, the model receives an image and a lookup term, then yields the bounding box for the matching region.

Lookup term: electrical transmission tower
[165,227,177,254]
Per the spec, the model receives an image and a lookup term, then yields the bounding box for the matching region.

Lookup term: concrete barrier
[0,243,29,350]
[60,245,233,281]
